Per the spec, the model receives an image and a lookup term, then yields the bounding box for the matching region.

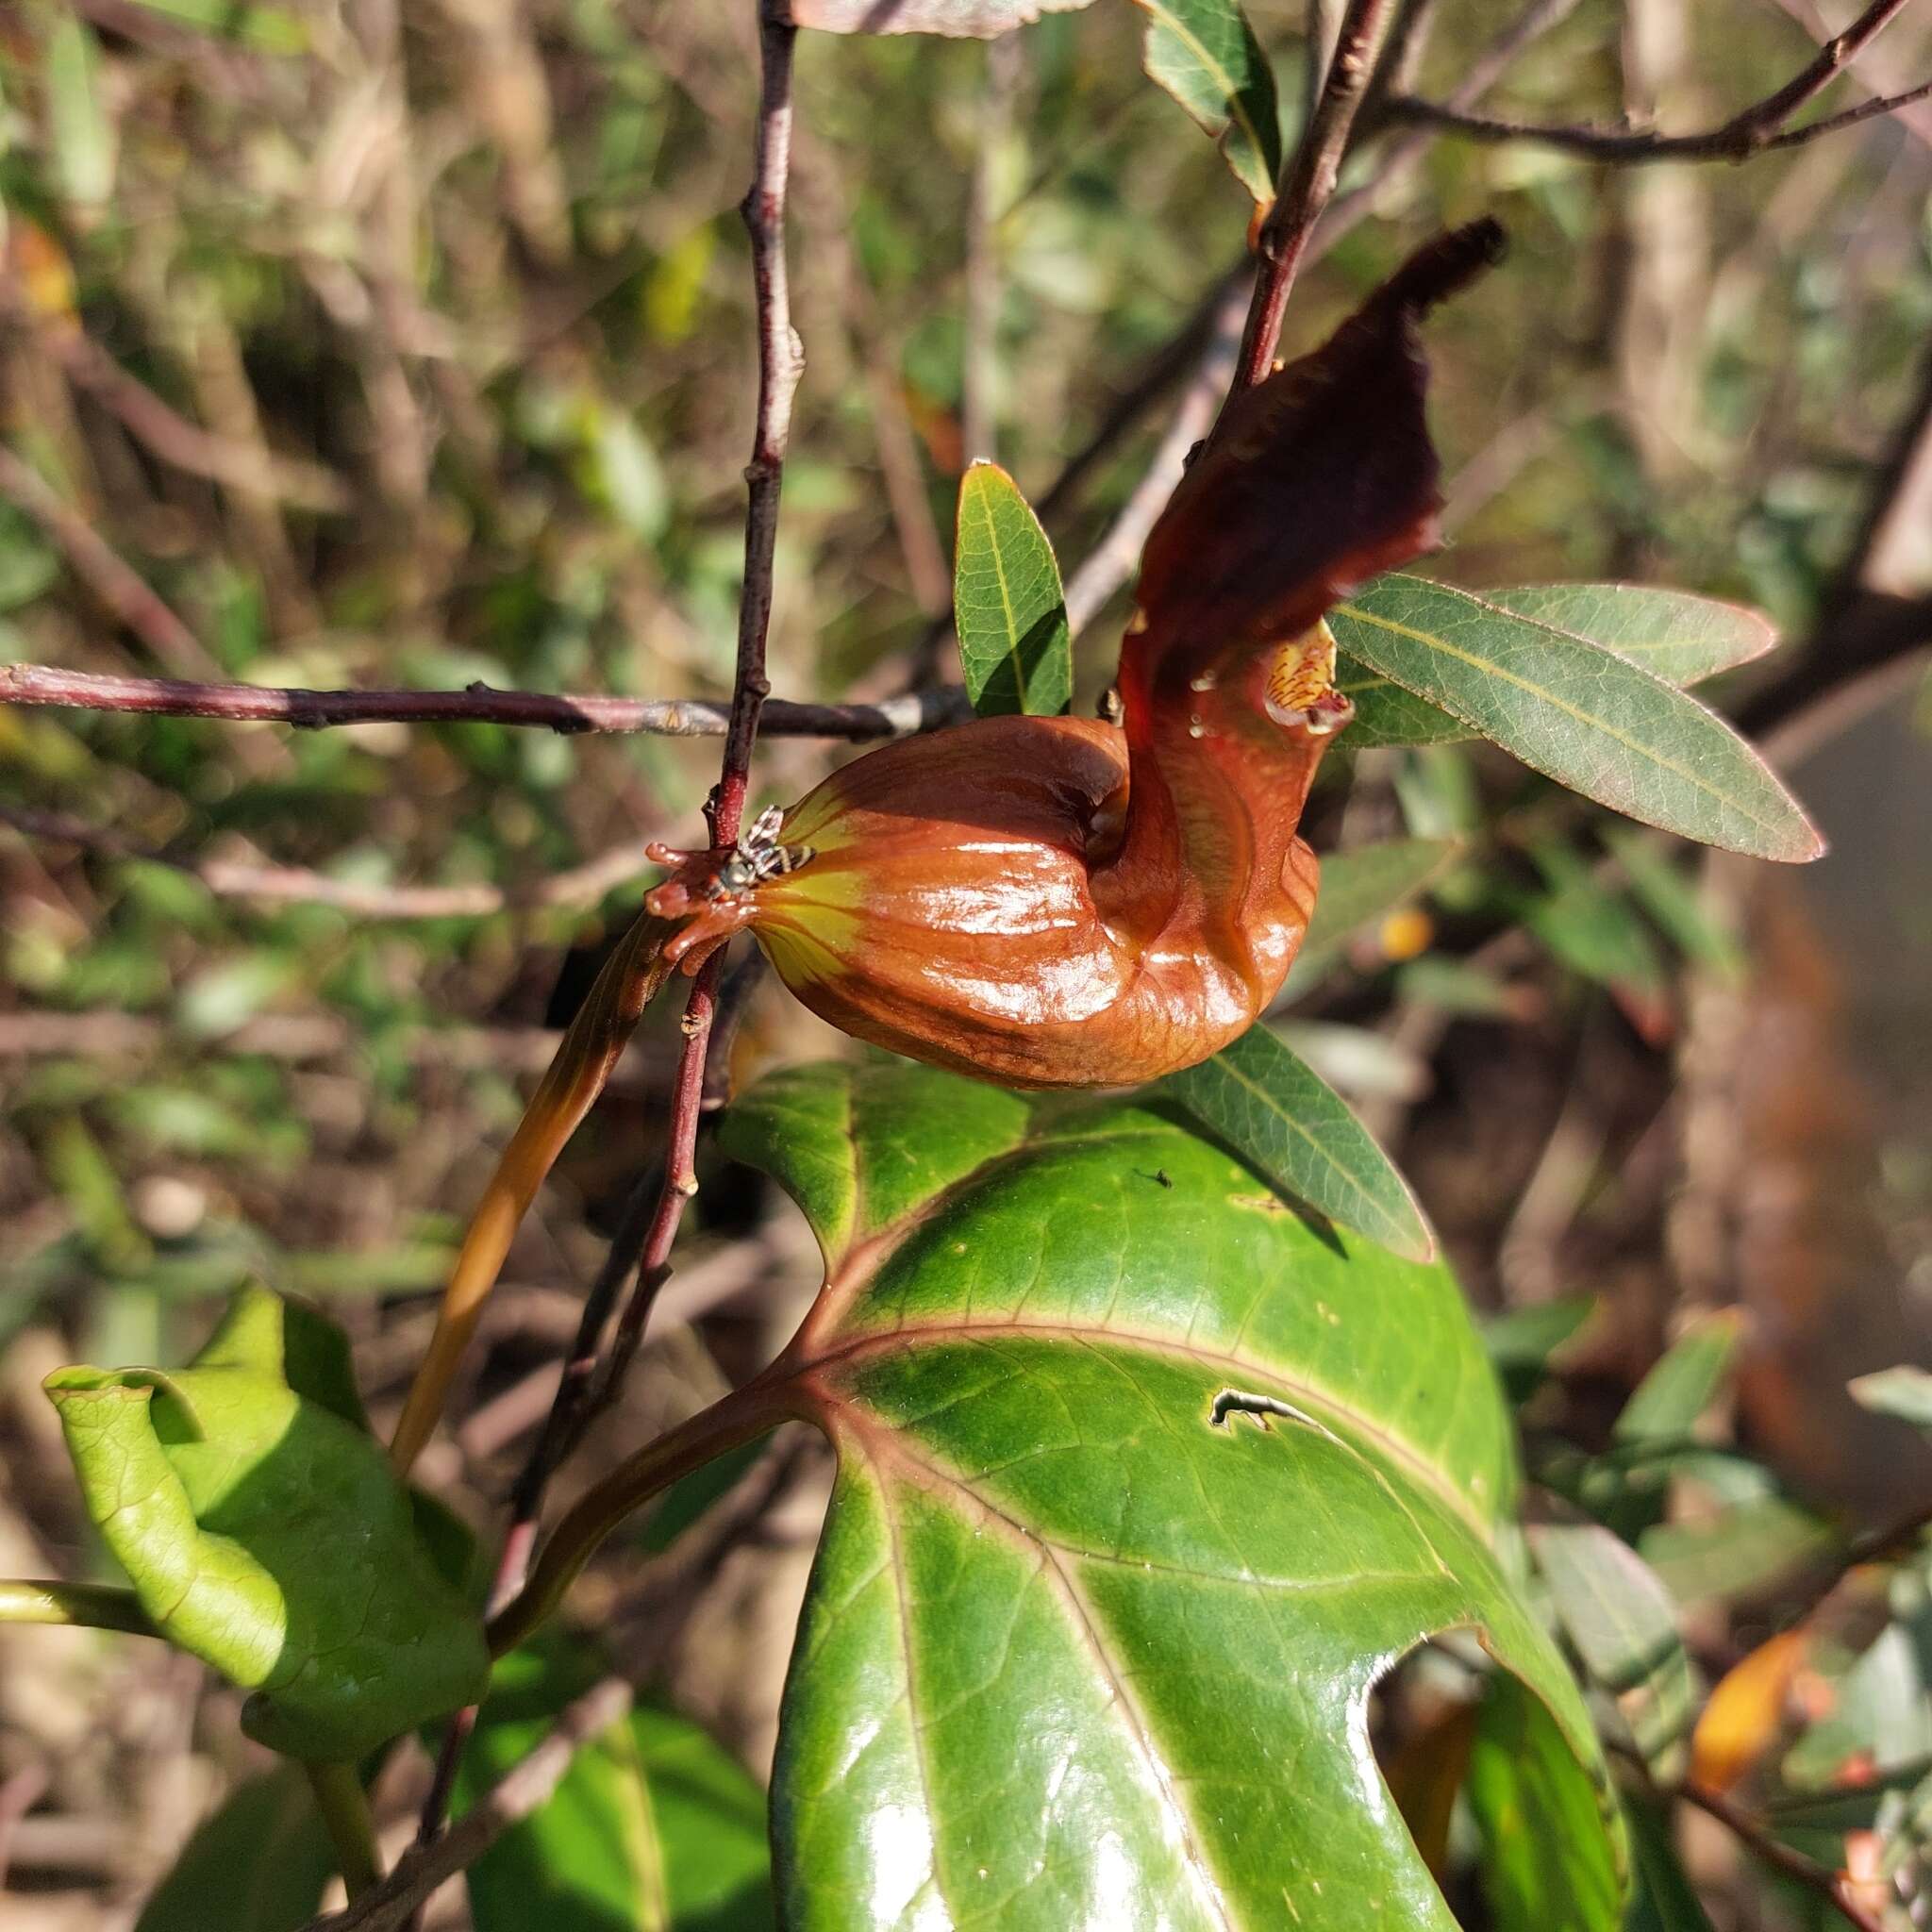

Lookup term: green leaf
[459,1647,774,1932]
[1283,835,1457,993]
[1161,1021,1434,1259]
[119,0,308,52]
[1329,577,1822,860]
[1339,580,1778,749]
[1484,1296,1593,1405]
[44,1285,489,1760]
[1529,1523,1700,1773]
[952,461,1073,718]
[1485,585,1774,688]
[1604,828,1747,980]
[1640,1494,1833,1609]
[1849,1364,1932,1431]
[1133,0,1282,203]
[1624,1800,1716,1932]
[1615,1310,1743,1447]
[719,1058,1624,1929]
[1469,1672,1626,1932]
[1518,841,1669,1001]
[45,15,118,208]
[134,1765,337,1932]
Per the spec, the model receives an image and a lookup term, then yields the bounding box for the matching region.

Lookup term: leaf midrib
[1334,598,1790,843]
[804,1315,1495,1542]
[1199,1049,1419,1251]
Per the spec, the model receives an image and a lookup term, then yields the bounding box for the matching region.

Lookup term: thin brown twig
[1385,0,1927,160]
[0,660,970,740]
[1048,0,1584,637]
[1062,293,1242,637]
[304,1678,634,1932]
[1677,1780,1890,1932]
[1759,0,1932,146]
[1233,0,1406,393]
[405,0,804,1879]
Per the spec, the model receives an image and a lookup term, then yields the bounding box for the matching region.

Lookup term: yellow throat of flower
[1262,621,1352,735]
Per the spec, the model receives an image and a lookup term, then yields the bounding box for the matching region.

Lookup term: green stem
[306,1760,382,1902]
[487,1378,795,1657]
[0,1578,161,1636]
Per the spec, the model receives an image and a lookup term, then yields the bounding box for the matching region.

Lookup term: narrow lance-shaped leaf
[953,460,1073,717]
[1529,1522,1701,1774]
[1329,575,1823,860]
[1282,835,1458,994]
[1339,579,1781,749]
[1624,1800,1719,1932]
[1161,1020,1434,1260]
[1615,1308,1743,1446]
[1133,0,1282,204]
[44,1285,489,1760]
[779,0,1095,33]
[717,1059,1623,1928]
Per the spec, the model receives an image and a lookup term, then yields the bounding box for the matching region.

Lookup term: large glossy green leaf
[1330,576,1820,859]
[1338,580,1778,749]
[719,1058,1624,1929]
[1161,1021,1434,1259]
[134,1765,337,1932]
[458,1646,774,1932]
[1468,1672,1625,1932]
[1133,0,1281,203]
[953,460,1072,718]
[44,1285,489,1759]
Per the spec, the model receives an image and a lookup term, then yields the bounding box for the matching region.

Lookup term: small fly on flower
[708,806,817,901]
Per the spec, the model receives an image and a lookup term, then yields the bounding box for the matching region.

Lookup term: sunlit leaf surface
[45,1285,489,1759]
[719,1058,1623,1930]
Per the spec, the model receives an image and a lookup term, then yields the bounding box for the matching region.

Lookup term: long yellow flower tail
[389,910,683,1474]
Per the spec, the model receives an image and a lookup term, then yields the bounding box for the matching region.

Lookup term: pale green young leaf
[45,1285,488,1760]
[46,16,118,208]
